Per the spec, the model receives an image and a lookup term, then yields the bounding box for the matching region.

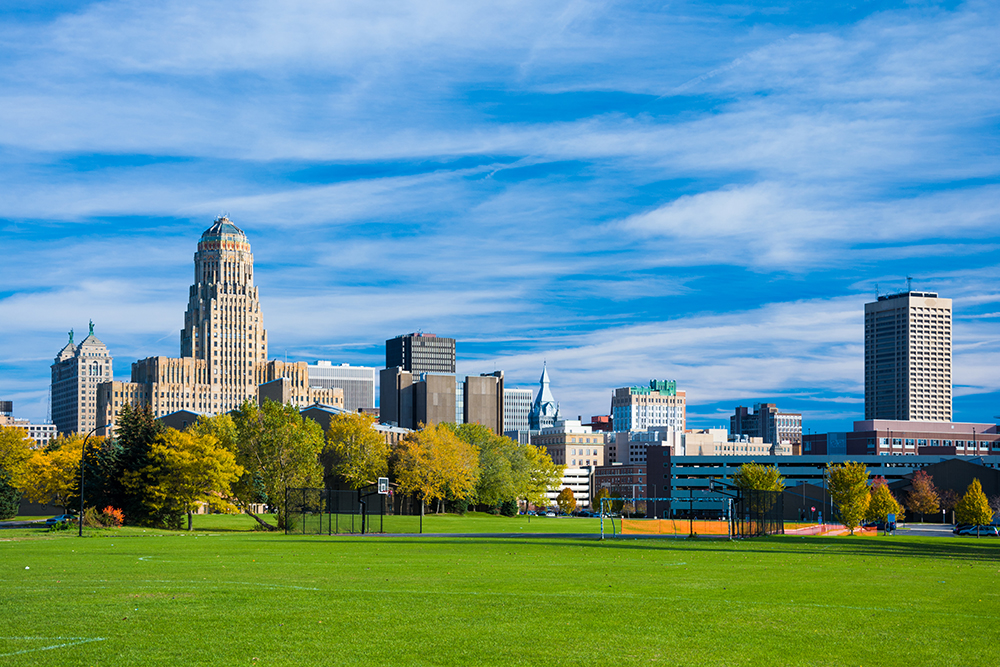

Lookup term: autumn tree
[955,478,993,526]
[905,470,940,521]
[393,423,479,514]
[126,429,243,530]
[593,487,611,515]
[226,400,326,529]
[19,435,105,512]
[866,477,904,525]
[0,427,33,518]
[325,412,390,489]
[826,462,870,534]
[556,487,576,514]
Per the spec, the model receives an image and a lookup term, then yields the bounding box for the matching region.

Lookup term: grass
[1,517,998,666]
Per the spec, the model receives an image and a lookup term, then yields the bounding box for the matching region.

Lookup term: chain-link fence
[284,488,429,534]
[735,489,784,537]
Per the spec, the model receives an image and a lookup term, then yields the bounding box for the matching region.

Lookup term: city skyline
[1,2,999,431]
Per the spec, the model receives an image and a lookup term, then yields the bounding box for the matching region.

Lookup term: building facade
[503,387,533,433]
[379,368,503,433]
[803,420,999,457]
[864,291,952,421]
[385,333,456,374]
[531,419,605,468]
[50,324,113,435]
[0,413,57,448]
[730,403,802,450]
[307,362,377,412]
[611,380,686,432]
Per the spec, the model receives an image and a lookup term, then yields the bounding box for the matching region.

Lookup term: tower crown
[198,216,250,254]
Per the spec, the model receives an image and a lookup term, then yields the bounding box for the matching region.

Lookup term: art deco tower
[180,217,268,411]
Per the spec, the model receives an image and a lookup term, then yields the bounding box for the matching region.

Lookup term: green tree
[228,400,326,530]
[103,404,164,525]
[866,477,904,524]
[510,444,562,510]
[955,478,993,526]
[453,424,517,508]
[905,470,939,521]
[393,423,479,513]
[325,412,390,489]
[556,487,576,514]
[593,487,611,515]
[733,463,785,492]
[826,462,870,534]
[127,429,244,530]
[0,468,21,520]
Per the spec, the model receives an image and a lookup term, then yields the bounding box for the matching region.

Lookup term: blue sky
[1,0,998,432]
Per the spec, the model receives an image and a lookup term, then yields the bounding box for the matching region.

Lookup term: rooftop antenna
[875,283,880,299]
[906,276,913,292]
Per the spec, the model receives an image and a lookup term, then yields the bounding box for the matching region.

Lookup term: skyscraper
[180,216,268,410]
[385,333,456,374]
[864,291,952,422]
[50,322,112,435]
[610,380,686,432]
[94,217,340,435]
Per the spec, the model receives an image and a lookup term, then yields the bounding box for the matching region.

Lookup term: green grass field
[2,516,998,666]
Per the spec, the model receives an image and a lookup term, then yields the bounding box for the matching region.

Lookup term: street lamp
[78,423,108,537]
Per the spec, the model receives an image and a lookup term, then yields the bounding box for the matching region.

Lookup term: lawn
[1,521,997,666]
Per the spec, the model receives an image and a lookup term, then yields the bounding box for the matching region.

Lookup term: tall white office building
[864,291,952,422]
[503,387,533,433]
[307,362,377,412]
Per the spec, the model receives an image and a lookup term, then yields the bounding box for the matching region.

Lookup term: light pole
[78,423,108,537]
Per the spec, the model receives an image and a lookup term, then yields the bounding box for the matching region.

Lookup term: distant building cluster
[7,218,996,512]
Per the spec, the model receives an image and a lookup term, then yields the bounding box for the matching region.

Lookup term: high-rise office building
[864,291,952,422]
[385,333,456,374]
[307,362,377,412]
[610,380,686,432]
[50,323,113,435]
[503,387,533,433]
[731,403,802,449]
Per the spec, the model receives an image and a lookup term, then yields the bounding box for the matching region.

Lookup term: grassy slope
[1,525,997,666]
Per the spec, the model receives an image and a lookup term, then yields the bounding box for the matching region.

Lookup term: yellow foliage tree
[955,478,993,526]
[127,429,244,530]
[393,423,479,513]
[866,477,904,524]
[556,487,576,514]
[325,413,390,489]
[514,444,563,509]
[0,426,34,486]
[19,434,102,512]
[826,461,870,535]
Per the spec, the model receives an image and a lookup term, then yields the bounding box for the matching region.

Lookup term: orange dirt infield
[620,519,731,535]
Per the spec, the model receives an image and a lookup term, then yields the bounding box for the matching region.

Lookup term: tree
[102,404,164,525]
[325,413,390,489]
[454,424,517,508]
[826,462,870,534]
[556,487,576,514]
[955,478,993,526]
[393,423,479,513]
[939,488,959,523]
[989,495,1000,519]
[227,400,326,529]
[866,477,904,524]
[0,468,20,520]
[593,487,611,515]
[905,470,939,521]
[0,426,33,486]
[734,463,785,492]
[19,435,100,512]
[126,429,244,530]
[511,444,562,510]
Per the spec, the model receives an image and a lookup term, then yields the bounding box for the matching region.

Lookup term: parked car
[956,525,999,537]
[45,514,75,526]
[545,511,556,517]
[952,524,973,534]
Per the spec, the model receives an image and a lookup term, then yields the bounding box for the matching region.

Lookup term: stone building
[50,322,113,435]
[93,217,340,436]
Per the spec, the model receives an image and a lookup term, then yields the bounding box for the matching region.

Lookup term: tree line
[0,402,562,528]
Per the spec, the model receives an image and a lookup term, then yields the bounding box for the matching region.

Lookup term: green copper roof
[202,216,246,238]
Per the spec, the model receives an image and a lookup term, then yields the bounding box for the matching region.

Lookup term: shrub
[83,506,105,528]
[101,506,124,527]
[48,519,70,532]
[499,499,518,517]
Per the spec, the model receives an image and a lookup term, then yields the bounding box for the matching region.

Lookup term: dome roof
[201,216,246,239]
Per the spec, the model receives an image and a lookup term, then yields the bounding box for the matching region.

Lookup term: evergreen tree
[105,404,165,526]
[0,468,21,520]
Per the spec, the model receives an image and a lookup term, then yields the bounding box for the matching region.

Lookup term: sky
[1,0,998,432]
